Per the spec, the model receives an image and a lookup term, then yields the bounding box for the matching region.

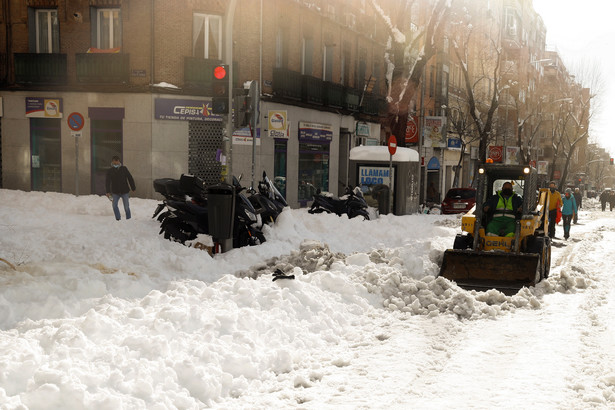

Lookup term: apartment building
[0,0,387,208]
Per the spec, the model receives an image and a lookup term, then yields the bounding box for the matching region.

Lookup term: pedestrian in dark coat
[106,156,136,220]
[572,188,582,224]
[600,190,609,212]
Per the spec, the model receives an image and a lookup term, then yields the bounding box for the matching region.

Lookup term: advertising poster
[423,116,446,147]
[537,161,548,175]
[505,146,521,165]
[26,97,63,118]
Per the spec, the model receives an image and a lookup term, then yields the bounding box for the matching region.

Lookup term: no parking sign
[67,112,85,131]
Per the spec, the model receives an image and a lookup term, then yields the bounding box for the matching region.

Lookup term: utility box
[349,146,420,215]
[206,183,235,239]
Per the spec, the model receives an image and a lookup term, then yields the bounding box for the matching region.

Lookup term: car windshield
[446,189,475,200]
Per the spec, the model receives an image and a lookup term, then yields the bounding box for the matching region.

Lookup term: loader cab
[479,164,537,216]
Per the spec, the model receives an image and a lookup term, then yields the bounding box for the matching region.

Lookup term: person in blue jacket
[561,188,577,240]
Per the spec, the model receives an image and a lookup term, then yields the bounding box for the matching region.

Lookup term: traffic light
[211,64,229,114]
[611,158,614,166]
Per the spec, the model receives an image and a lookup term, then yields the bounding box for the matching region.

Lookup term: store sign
[356,122,370,137]
[154,98,221,121]
[268,110,288,138]
[232,127,261,146]
[298,121,333,141]
[427,156,440,170]
[447,137,462,150]
[26,97,63,118]
[488,145,503,162]
[405,115,419,143]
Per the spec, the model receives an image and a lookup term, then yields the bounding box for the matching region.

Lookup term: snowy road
[0,191,614,409]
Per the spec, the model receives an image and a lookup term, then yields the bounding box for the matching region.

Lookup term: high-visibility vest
[494,192,515,218]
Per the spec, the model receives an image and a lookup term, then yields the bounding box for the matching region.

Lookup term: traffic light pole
[219,0,237,253]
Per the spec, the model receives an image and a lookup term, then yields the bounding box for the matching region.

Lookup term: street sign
[388,135,397,156]
[67,112,85,131]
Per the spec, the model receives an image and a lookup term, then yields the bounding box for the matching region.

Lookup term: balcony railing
[75,53,129,84]
[345,87,361,111]
[272,67,302,101]
[184,57,221,90]
[360,93,383,115]
[302,75,324,105]
[14,53,67,85]
[324,81,344,108]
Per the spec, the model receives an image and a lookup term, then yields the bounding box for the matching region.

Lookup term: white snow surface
[0,189,614,409]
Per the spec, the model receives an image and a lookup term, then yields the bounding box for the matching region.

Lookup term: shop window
[298,142,329,202]
[193,13,222,59]
[30,118,61,192]
[274,139,287,198]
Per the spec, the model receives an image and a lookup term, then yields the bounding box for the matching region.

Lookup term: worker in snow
[483,181,523,237]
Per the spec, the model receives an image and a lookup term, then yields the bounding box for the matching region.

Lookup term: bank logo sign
[268,110,288,138]
[26,97,63,118]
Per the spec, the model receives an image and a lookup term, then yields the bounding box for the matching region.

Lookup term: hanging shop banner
[26,97,63,118]
[298,121,333,142]
[505,146,521,165]
[232,127,261,146]
[154,98,221,121]
[488,145,503,162]
[356,122,370,137]
[537,161,548,175]
[447,137,462,150]
[423,116,446,147]
[268,110,288,138]
[405,115,419,144]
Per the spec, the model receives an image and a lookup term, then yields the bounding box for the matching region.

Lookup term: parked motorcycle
[246,171,288,226]
[152,172,284,250]
[308,186,370,220]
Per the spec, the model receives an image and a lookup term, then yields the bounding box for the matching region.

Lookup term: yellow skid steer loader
[439,164,551,294]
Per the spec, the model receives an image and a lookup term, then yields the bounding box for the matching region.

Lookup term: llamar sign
[359,166,395,185]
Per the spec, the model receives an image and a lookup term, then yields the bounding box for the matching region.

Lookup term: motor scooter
[308,186,370,220]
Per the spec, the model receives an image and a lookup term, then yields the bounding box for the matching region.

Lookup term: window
[276,27,289,68]
[341,43,351,86]
[301,37,313,75]
[193,13,222,59]
[93,8,121,49]
[323,45,334,82]
[34,9,59,53]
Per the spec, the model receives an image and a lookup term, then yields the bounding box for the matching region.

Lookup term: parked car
[441,188,477,214]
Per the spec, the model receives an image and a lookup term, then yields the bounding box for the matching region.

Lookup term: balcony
[184,57,222,90]
[302,75,324,105]
[14,53,67,85]
[272,67,302,101]
[76,53,129,84]
[345,87,361,111]
[324,81,344,108]
[360,93,383,116]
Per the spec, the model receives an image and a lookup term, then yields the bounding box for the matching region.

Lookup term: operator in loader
[483,181,523,237]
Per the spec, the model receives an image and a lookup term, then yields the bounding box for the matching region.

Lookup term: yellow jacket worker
[546,181,562,238]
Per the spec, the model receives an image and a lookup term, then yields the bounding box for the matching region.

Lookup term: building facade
[0,0,387,209]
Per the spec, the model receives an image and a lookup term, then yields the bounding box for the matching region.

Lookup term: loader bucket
[439,249,541,294]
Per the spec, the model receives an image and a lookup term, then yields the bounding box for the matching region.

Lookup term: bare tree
[447,96,479,186]
[371,0,451,146]
[450,1,504,173]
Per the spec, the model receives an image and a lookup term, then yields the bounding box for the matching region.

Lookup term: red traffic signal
[213,65,227,80]
[611,158,614,165]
